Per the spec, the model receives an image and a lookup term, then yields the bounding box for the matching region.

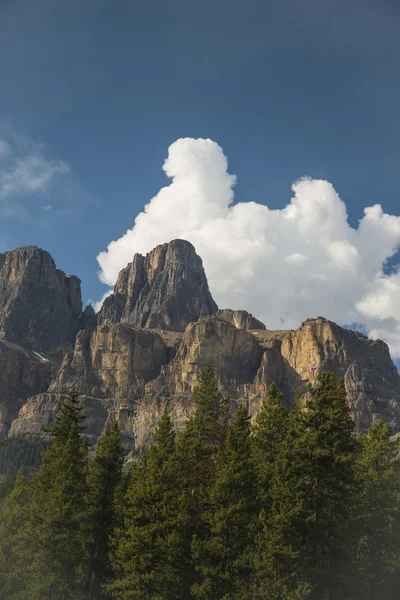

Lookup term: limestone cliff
[3,241,400,452]
[0,246,86,436]
[216,309,266,330]
[98,239,218,331]
[0,246,82,354]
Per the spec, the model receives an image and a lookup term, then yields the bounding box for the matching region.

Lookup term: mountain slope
[1,241,400,450]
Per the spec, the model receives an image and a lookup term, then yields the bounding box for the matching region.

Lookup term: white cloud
[97,137,400,358]
[40,204,52,211]
[90,290,113,314]
[0,130,69,203]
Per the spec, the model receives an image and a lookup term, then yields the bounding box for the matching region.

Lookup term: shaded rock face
[3,241,400,452]
[98,239,218,331]
[0,341,58,437]
[216,309,266,330]
[0,246,82,354]
[48,323,175,400]
[78,305,97,333]
[0,246,84,437]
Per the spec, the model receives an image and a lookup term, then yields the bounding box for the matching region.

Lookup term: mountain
[1,241,400,450]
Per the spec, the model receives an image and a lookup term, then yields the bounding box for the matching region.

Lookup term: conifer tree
[27,389,89,599]
[252,382,288,506]
[354,420,400,599]
[175,363,229,595]
[191,403,257,600]
[251,402,311,600]
[85,421,123,600]
[109,408,185,600]
[0,471,34,599]
[279,373,357,599]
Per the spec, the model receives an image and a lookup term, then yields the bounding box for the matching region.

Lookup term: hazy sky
[1,0,400,357]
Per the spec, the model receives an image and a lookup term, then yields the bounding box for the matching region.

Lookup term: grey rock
[0,246,82,355]
[98,239,218,331]
[216,308,266,330]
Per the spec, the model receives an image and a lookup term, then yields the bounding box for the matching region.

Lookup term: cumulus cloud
[0,129,69,204]
[97,137,400,357]
[91,290,113,314]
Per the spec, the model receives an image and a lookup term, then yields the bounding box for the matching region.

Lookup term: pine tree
[354,420,400,599]
[280,373,357,599]
[0,471,34,599]
[175,363,229,595]
[251,402,311,600]
[27,389,89,599]
[85,421,124,600]
[191,403,257,600]
[109,408,185,600]
[252,382,288,506]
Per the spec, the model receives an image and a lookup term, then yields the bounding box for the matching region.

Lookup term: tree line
[0,365,399,599]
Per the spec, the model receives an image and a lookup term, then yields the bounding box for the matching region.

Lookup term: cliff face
[0,246,82,354]
[216,309,266,331]
[3,241,400,451]
[98,240,218,331]
[0,246,85,436]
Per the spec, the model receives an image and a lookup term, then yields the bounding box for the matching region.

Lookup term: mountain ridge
[0,239,398,450]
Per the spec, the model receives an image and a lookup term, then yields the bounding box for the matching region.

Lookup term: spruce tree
[354,420,400,599]
[85,421,123,600]
[0,471,34,599]
[252,382,288,506]
[280,373,357,599]
[109,408,185,600]
[27,389,89,600]
[191,403,257,600]
[251,402,311,600]
[175,363,229,595]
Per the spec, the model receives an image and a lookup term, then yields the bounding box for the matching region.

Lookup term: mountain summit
[0,240,398,449]
[98,239,218,331]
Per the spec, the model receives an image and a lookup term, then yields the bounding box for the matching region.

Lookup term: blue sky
[1,0,400,357]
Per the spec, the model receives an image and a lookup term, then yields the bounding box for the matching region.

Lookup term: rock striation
[0,246,82,354]
[216,309,266,330]
[2,240,400,451]
[98,239,218,331]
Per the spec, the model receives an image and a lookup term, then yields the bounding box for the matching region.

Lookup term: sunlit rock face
[3,241,400,450]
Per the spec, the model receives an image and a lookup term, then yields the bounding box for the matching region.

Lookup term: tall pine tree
[354,420,400,599]
[175,363,229,595]
[191,403,257,600]
[0,471,34,599]
[27,389,89,600]
[252,382,288,507]
[109,408,185,600]
[251,399,311,600]
[85,421,124,600]
[279,373,357,599]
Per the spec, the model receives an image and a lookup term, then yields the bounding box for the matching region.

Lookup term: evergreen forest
[0,366,399,600]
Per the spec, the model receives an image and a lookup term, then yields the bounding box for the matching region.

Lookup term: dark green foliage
[86,421,124,600]
[109,408,185,600]
[192,403,257,600]
[1,370,400,600]
[251,397,311,600]
[0,436,48,475]
[252,382,288,507]
[0,471,35,599]
[0,474,17,500]
[267,373,357,600]
[354,420,400,599]
[26,389,90,599]
[175,363,229,595]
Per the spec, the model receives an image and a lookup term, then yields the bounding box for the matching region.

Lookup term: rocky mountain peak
[216,309,266,330]
[98,239,218,331]
[0,245,82,355]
